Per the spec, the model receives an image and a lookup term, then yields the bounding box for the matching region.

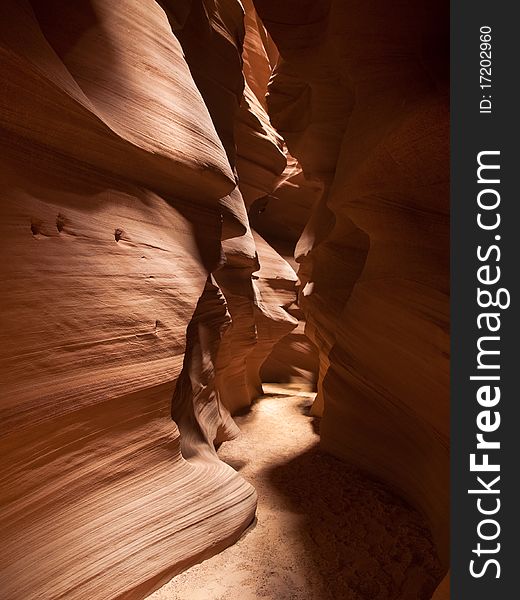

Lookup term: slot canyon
[0,1,449,599]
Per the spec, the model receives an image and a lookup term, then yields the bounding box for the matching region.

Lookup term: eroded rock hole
[56,214,66,232]
[30,220,41,236]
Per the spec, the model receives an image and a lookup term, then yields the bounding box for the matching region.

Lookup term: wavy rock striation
[254,0,450,574]
[1,0,448,598]
[0,0,297,598]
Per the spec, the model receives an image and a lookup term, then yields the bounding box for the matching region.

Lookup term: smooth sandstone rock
[0,1,295,598]
[1,0,448,598]
[254,0,450,576]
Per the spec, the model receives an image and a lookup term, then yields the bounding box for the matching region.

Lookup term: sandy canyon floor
[147,385,442,600]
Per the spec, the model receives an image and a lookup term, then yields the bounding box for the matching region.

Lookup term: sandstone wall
[254,0,450,570]
[0,0,449,597]
[0,1,297,598]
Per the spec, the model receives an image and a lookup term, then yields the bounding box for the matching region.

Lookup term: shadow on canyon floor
[265,444,443,600]
[148,389,443,600]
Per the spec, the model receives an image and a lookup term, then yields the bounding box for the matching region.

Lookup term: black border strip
[451,2,519,596]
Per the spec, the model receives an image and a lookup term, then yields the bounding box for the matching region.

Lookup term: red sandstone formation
[254,0,450,570]
[432,573,450,599]
[0,0,296,598]
[0,0,449,598]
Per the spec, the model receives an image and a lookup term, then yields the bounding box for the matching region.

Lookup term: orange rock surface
[1,0,449,598]
[0,1,297,598]
[254,0,450,571]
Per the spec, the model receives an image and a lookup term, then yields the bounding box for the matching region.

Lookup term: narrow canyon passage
[148,386,442,600]
[0,1,449,598]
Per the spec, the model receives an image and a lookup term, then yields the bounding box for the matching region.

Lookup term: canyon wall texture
[0,1,297,598]
[254,0,450,570]
[1,0,449,598]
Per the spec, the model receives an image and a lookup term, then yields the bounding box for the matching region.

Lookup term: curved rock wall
[0,0,449,597]
[0,1,297,598]
[254,0,450,570]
